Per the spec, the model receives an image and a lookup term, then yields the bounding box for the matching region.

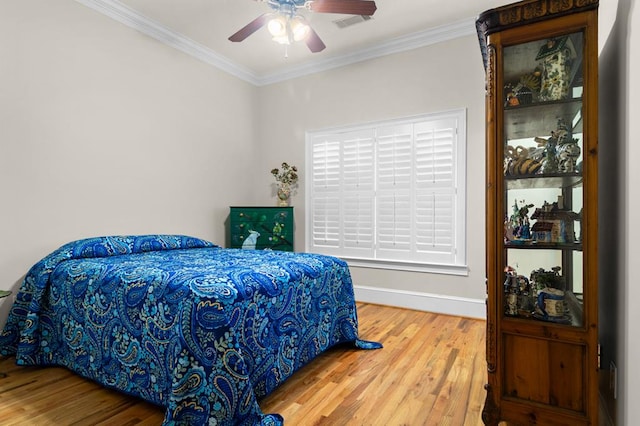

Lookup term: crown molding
[257,18,476,85]
[75,0,475,87]
[75,0,262,85]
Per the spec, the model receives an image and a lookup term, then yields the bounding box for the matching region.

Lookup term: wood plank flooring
[0,303,487,425]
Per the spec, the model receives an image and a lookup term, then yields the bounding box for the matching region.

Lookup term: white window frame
[305,110,468,275]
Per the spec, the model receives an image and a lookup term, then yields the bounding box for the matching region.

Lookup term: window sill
[341,257,469,276]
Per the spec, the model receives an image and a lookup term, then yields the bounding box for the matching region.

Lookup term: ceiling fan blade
[305,28,326,53]
[309,0,377,16]
[228,13,270,42]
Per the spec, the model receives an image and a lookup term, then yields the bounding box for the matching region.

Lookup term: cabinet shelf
[505,173,582,190]
[506,241,582,250]
[504,98,583,140]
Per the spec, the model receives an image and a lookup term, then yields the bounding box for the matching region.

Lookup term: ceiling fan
[228,0,378,53]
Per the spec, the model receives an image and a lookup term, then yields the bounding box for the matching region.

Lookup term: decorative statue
[557,138,581,173]
[242,230,260,250]
[509,200,534,240]
[504,214,515,242]
[503,266,532,315]
[541,135,558,174]
[504,266,519,316]
[534,118,579,174]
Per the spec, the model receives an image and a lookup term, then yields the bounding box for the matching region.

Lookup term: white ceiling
[79,0,508,85]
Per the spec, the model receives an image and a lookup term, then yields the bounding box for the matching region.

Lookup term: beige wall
[0,0,258,322]
[596,0,637,423]
[623,0,638,423]
[255,36,487,313]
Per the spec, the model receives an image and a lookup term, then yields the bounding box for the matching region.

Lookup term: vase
[277,186,291,207]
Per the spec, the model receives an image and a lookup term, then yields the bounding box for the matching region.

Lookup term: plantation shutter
[376,124,413,258]
[413,118,458,264]
[341,130,376,258]
[310,137,341,251]
[307,110,466,269]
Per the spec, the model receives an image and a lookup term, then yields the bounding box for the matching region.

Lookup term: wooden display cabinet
[476,1,599,424]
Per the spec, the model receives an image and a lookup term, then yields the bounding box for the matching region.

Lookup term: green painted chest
[229,206,294,251]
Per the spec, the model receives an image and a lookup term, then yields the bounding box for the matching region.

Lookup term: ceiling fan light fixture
[267,15,287,37]
[290,16,310,41]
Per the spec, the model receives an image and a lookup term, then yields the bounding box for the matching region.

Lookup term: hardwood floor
[0,303,487,425]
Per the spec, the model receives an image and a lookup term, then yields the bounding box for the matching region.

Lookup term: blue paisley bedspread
[0,235,381,425]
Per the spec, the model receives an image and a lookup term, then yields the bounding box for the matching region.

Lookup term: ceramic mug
[537,288,565,317]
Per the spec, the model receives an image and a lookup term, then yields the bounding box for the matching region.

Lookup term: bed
[0,235,381,425]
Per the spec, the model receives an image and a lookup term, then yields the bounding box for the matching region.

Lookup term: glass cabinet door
[501,31,585,327]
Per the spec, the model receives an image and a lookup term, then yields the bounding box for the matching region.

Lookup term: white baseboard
[353,285,486,319]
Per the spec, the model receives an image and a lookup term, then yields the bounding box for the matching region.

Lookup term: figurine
[504,266,519,316]
[557,138,581,173]
[530,266,564,291]
[503,69,541,107]
[504,266,533,315]
[509,200,534,240]
[534,118,577,174]
[541,135,558,173]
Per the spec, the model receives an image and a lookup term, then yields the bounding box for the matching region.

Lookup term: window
[305,110,467,274]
